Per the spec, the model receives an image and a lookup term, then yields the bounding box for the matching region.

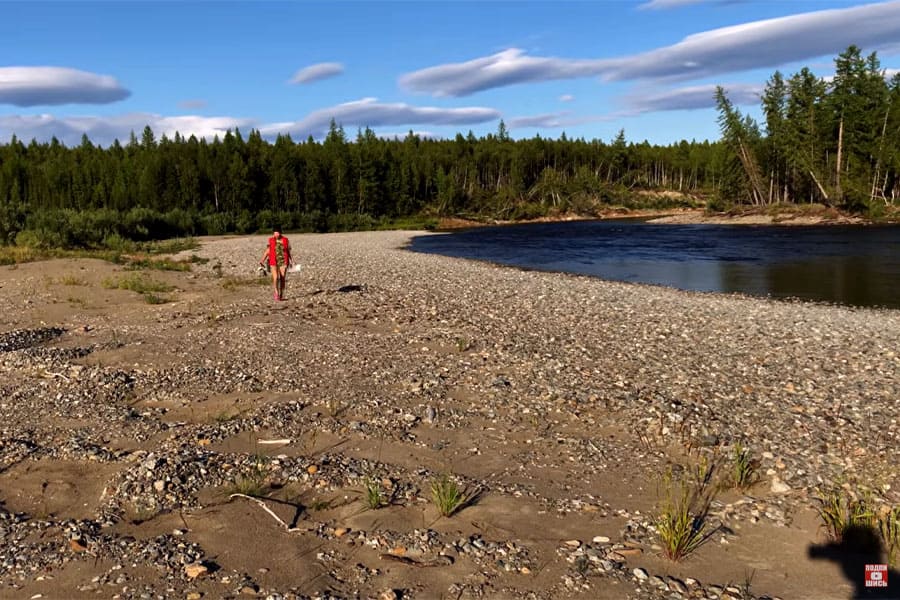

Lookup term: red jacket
[266,235,291,266]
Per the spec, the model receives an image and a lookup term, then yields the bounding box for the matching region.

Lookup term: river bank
[0,231,898,599]
[438,204,899,229]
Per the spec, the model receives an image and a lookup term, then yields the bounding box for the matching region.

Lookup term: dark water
[409,220,900,309]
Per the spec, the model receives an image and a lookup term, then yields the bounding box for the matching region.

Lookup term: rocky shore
[0,230,898,599]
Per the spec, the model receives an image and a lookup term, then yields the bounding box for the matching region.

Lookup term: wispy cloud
[178,99,208,109]
[508,83,760,130]
[259,97,500,139]
[603,1,900,82]
[621,83,763,114]
[0,66,130,106]
[400,1,900,95]
[638,0,737,10]
[508,112,570,129]
[559,94,575,102]
[289,62,345,85]
[508,111,617,130]
[400,48,606,97]
[0,113,254,146]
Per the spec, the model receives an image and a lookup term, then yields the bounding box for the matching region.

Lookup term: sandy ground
[0,230,898,600]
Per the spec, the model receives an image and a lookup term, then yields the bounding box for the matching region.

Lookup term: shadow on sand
[809,525,900,599]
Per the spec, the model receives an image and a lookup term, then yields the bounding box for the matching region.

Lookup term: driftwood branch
[229,493,305,533]
[379,553,454,568]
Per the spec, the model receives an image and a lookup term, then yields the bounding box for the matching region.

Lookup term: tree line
[716,45,900,214]
[0,46,896,248]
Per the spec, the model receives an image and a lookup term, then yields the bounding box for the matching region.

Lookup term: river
[409,220,900,309]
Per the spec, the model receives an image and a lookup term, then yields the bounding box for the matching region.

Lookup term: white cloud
[0,66,130,106]
[559,94,575,102]
[400,49,608,97]
[638,0,737,10]
[508,112,570,129]
[0,98,501,146]
[603,1,900,81]
[400,1,900,95]
[258,97,500,139]
[289,62,345,85]
[508,83,760,130]
[621,83,763,114]
[0,113,254,146]
[508,111,618,129]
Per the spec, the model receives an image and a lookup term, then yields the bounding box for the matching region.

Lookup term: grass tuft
[143,293,170,305]
[430,474,470,518]
[59,274,88,286]
[656,467,716,561]
[102,273,174,295]
[879,505,900,566]
[815,487,876,542]
[123,257,191,272]
[227,456,270,498]
[727,443,759,491]
[363,476,386,510]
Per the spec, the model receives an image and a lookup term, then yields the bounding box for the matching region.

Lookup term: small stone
[378,591,399,600]
[564,539,581,548]
[770,477,791,494]
[592,535,610,544]
[69,538,88,553]
[307,465,318,475]
[153,480,166,492]
[334,527,349,538]
[668,577,687,593]
[186,594,202,600]
[632,567,649,581]
[520,566,531,574]
[700,434,719,447]
[240,584,259,596]
[184,563,208,579]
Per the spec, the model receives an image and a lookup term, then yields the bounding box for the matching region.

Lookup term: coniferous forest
[0,47,898,248]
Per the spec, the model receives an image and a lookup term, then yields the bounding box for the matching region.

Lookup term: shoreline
[1,230,898,599]
[437,206,897,230]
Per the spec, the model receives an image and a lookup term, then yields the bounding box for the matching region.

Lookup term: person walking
[259,227,293,301]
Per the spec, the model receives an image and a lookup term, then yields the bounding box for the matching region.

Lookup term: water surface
[409,220,900,309]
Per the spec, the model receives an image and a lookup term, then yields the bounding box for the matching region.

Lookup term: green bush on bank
[1,206,448,251]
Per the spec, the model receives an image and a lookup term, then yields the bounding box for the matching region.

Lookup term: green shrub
[326,212,376,232]
[201,212,233,236]
[102,273,174,295]
[235,210,256,234]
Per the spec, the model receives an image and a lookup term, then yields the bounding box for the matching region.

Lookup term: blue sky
[1,0,899,146]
